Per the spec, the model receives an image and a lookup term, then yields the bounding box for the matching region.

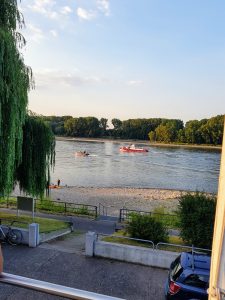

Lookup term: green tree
[148,131,156,142]
[199,115,224,145]
[64,117,75,135]
[0,1,55,197]
[85,117,100,137]
[111,118,122,137]
[184,119,207,144]
[154,120,183,143]
[177,129,186,143]
[177,192,216,249]
[64,116,101,137]
[99,118,108,136]
[112,118,122,130]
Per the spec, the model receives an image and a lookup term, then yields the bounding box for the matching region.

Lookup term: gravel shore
[49,186,183,214]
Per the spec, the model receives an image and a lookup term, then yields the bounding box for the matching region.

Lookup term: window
[170,256,183,281]
[184,274,209,289]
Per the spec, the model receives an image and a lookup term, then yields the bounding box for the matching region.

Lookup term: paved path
[1,236,168,300]
[39,231,86,255]
[0,208,117,234]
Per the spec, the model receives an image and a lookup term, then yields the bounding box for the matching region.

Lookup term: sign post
[17,196,35,221]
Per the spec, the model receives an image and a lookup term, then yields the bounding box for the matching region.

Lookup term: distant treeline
[40,114,224,145]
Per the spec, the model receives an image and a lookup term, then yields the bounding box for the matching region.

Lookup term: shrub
[126,213,168,244]
[177,192,216,249]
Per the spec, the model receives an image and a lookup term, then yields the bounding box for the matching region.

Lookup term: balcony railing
[0,272,125,300]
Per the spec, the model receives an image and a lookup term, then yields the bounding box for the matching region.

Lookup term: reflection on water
[51,140,221,193]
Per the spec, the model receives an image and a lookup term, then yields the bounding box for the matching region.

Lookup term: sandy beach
[49,186,184,214]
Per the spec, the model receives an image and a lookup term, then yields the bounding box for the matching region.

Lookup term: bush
[126,213,168,244]
[177,192,216,249]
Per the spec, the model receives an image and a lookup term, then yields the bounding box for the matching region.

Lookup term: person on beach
[57,179,61,187]
[46,180,50,196]
[0,244,3,273]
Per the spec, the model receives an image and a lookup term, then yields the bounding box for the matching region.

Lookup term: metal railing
[156,242,211,253]
[35,199,98,219]
[99,203,108,216]
[98,233,154,249]
[0,196,98,219]
[98,233,211,253]
[119,208,180,228]
[0,272,125,300]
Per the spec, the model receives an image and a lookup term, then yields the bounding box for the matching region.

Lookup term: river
[51,140,221,193]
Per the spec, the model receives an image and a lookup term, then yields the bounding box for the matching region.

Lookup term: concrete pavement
[0,237,168,300]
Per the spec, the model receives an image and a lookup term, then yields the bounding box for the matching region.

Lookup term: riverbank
[56,136,221,151]
[49,186,185,215]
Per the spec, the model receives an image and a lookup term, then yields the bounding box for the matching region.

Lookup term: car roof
[180,252,211,271]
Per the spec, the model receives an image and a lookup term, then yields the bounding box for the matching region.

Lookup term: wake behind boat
[119,144,149,153]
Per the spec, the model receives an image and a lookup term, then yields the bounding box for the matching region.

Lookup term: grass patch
[102,230,188,252]
[0,212,70,233]
[0,197,17,208]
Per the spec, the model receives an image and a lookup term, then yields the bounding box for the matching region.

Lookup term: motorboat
[75,151,89,157]
[119,144,149,153]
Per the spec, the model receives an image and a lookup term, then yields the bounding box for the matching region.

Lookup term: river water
[51,140,221,193]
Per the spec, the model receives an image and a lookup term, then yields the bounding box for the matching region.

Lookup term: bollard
[29,223,39,248]
[85,232,97,256]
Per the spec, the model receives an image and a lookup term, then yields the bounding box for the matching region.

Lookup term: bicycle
[0,220,23,245]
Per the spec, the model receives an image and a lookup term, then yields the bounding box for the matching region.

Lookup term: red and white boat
[119,144,149,153]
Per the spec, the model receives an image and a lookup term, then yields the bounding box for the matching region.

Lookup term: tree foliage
[0,1,55,197]
[16,116,55,198]
[64,116,100,137]
[177,192,216,249]
[40,114,224,145]
[0,0,33,195]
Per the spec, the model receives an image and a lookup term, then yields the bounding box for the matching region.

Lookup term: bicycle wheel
[0,228,6,243]
[7,229,22,245]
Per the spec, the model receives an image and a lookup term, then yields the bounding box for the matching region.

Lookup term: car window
[170,256,183,281]
[183,274,209,289]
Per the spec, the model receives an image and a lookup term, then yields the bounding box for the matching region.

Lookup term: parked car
[165,251,211,300]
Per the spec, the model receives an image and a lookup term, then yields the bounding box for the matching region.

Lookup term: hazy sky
[19,0,225,122]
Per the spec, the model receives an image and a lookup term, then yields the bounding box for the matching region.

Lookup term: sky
[19,0,225,123]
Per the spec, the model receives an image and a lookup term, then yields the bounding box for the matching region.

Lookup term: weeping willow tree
[16,116,55,198]
[0,1,55,197]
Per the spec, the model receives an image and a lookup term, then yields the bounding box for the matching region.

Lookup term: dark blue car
[165,252,211,300]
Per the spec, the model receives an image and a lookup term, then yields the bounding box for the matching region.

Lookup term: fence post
[119,209,122,222]
[64,202,67,214]
[95,206,98,219]
[34,199,37,212]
